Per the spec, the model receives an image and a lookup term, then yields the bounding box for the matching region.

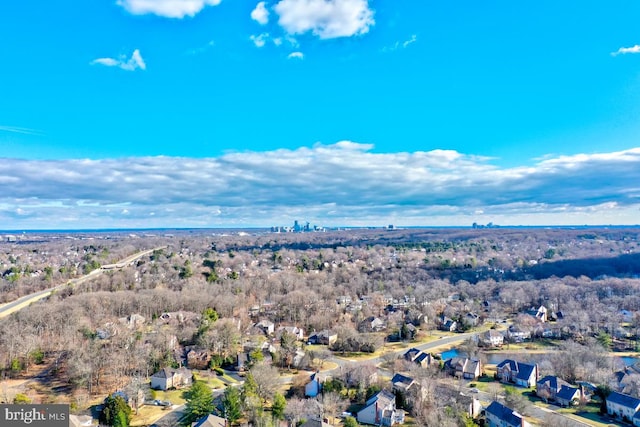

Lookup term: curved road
[0,246,166,319]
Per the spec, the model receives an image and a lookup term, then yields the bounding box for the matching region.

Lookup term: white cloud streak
[91,49,146,71]
[0,126,43,136]
[611,45,640,56]
[274,0,374,39]
[287,51,304,59]
[117,0,222,18]
[251,1,270,25]
[2,143,640,228]
[383,35,417,52]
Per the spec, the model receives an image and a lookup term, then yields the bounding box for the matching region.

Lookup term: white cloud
[250,33,270,48]
[91,49,147,71]
[611,45,640,56]
[287,51,304,59]
[251,1,269,24]
[3,143,640,228]
[383,34,417,52]
[274,0,374,39]
[117,0,222,18]
[403,34,417,48]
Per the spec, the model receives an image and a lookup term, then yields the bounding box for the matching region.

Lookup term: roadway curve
[0,246,166,319]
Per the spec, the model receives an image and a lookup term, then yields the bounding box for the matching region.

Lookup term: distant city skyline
[2,1,640,229]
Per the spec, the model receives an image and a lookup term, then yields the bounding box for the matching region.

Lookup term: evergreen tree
[113,410,129,427]
[223,386,243,425]
[181,381,214,425]
[272,392,286,421]
[101,395,132,427]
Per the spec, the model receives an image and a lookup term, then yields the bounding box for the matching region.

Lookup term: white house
[256,320,275,335]
[357,390,404,426]
[606,391,640,423]
[482,329,504,347]
[150,367,192,390]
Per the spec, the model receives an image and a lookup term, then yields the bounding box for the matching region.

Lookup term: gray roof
[537,375,570,391]
[364,389,395,408]
[391,373,414,388]
[607,391,640,409]
[556,385,580,401]
[497,359,536,381]
[486,401,524,427]
[192,414,227,427]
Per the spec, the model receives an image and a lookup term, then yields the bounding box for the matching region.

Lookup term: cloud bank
[117,0,222,18]
[274,0,374,39]
[91,49,146,71]
[2,142,640,229]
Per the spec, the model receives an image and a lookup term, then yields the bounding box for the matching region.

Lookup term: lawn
[193,372,227,389]
[152,388,187,405]
[131,405,173,427]
[569,411,621,427]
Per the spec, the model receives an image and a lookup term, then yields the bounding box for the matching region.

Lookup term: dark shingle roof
[391,373,414,387]
[537,375,570,391]
[607,391,640,409]
[486,401,523,427]
[556,385,580,401]
[497,359,536,381]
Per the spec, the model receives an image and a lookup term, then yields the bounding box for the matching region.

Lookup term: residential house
[496,359,538,388]
[507,325,531,342]
[485,400,530,427]
[606,391,640,422]
[403,348,434,367]
[150,367,193,390]
[305,372,323,398]
[345,364,378,389]
[256,320,275,336]
[440,317,457,332]
[432,384,481,419]
[186,347,211,370]
[357,390,404,426]
[359,316,386,332]
[391,373,416,394]
[276,325,305,341]
[556,386,582,407]
[110,386,145,413]
[308,330,337,346]
[527,305,548,322]
[536,376,581,406]
[481,329,504,347]
[464,312,480,328]
[191,414,227,427]
[613,366,640,395]
[69,415,93,427]
[444,357,481,380]
[337,296,353,305]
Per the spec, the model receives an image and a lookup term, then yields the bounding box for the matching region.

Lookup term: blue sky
[1,0,640,229]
